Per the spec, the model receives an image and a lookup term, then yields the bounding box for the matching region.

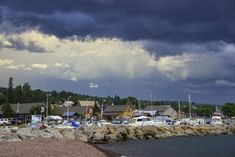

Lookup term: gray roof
[144,105,171,112]
[104,105,130,113]
[57,106,87,115]
[0,103,42,115]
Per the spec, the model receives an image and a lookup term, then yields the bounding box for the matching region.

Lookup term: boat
[129,116,154,126]
[211,112,223,125]
[129,116,165,126]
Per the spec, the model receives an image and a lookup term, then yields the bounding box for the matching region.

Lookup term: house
[103,105,133,120]
[62,112,79,120]
[77,100,99,107]
[0,103,43,122]
[57,106,91,120]
[144,105,178,119]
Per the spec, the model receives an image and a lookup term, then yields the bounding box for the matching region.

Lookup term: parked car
[9,118,22,125]
[112,118,129,125]
[0,118,11,125]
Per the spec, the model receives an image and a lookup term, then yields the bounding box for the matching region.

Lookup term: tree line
[1,77,235,118]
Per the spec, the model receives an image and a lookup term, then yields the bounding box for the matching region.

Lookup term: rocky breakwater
[82,124,235,143]
[0,125,234,143]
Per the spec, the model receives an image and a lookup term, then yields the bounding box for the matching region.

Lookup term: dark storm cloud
[0,0,235,42]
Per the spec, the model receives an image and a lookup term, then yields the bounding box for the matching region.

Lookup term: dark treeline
[1,77,235,118]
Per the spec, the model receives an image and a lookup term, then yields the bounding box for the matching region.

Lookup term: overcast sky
[0,0,235,104]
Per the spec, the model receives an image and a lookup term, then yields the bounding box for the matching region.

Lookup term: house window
[19,115,25,119]
[26,115,31,120]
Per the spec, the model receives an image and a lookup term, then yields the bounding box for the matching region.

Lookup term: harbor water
[98,135,235,157]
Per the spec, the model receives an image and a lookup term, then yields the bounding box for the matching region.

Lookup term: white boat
[211,112,223,125]
[129,116,153,126]
[129,116,165,126]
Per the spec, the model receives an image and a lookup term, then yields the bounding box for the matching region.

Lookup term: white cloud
[0,29,234,83]
[215,80,235,87]
[55,63,70,68]
[31,64,48,69]
[89,82,99,88]
[0,59,13,66]
[155,53,231,80]
[6,65,18,69]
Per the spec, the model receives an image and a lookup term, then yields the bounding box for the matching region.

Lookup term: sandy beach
[0,138,115,157]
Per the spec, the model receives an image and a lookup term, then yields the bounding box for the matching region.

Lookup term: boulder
[125,126,135,136]
[184,129,195,136]
[92,132,105,141]
[155,134,168,139]
[105,134,117,143]
[32,129,54,138]
[0,133,21,142]
[117,127,128,137]
[126,134,137,140]
[107,126,117,134]
[135,129,144,139]
[45,128,64,139]
[142,126,157,136]
[61,129,75,139]
[83,129,95,140]
[116,132,124,141]
[74,130,88,142]
[17,128,38,140]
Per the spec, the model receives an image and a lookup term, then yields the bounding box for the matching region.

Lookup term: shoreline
[92,143,122,157]
[0,124,234,156]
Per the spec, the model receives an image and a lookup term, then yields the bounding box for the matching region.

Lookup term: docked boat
[129,116,165,126]
[211,112,223,125]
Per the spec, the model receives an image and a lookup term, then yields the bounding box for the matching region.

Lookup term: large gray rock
[0,132,21,142]
[184,129,195,136]
[45,128,63,139]
[92,132,105,141]
[126,134,137,140]
[17,128,38,140]
[32,129,54,138]
[74,130,88,142]
[135,129,144,139]
[105,134,117,143]
[83,129,95,140]
[61,129,75,139]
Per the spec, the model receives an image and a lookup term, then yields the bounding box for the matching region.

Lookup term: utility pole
[67,96,71,121]
[46,94,51,118]
[188,94,191,119]
[178,101,181,119]
[150,93,153,117]
[101,99,105,120]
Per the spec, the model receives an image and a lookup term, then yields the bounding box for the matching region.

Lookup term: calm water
[98,135,235,157]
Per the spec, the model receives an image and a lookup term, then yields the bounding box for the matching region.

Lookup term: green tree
[15,85,23,103]
[30,105,42,115]
[1,103,15,118]
[22,83,31,103]
[7,77,14,103]
[195,105,214,117]
[113,95,121,105]
[93,103,101,116]
[126,96,138,109]
[0,92,5,105]
[222,103,235,117]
